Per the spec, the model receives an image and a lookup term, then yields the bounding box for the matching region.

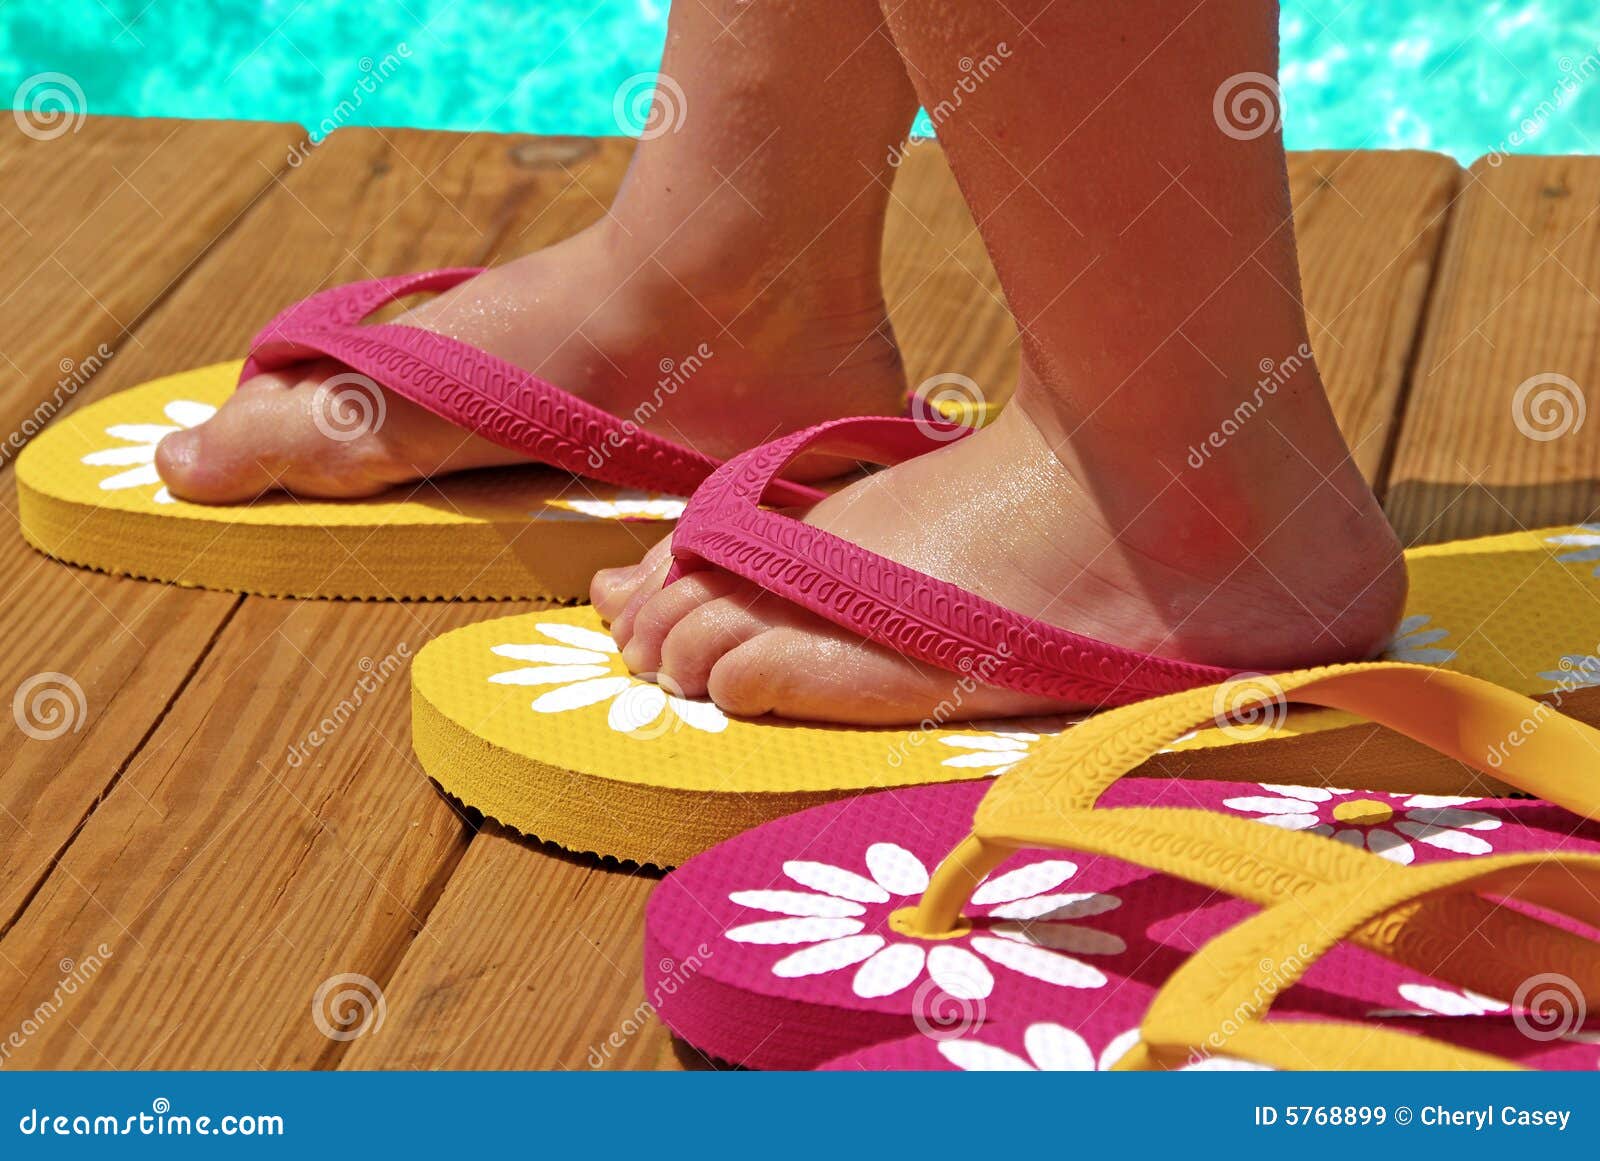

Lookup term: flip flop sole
[17,363,679,600]
[410,606,1039,866]
[412,524,1600,863]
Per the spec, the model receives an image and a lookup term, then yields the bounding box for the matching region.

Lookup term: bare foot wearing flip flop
[155,1,917,502]
[595,0,1407,724]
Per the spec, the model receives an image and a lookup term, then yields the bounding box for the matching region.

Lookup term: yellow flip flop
[411,509,1600,866]
[20,269,997,601]
[16,267,881,601]
[18,361,686,601]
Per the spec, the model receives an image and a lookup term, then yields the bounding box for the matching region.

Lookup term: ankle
[990,386,1407,669]
[604,190,890,339]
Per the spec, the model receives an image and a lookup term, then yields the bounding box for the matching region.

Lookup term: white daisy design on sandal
[937,1024,1273,1071]
[531,490,687,522]
[1380,614,1457,665]
[489,622,727,736]
[1540,654,1600,692]
[1377,983,1508,1018]
[725,844,1124,999]
[936,718,1071,778]
[1221,784,1500,864]
[1547,525,1600,575]
[940,1024,1142,1071]
[81,399,216,504]
[1377,984,1600,1050]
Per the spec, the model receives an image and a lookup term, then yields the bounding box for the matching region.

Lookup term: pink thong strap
[665,416,1241,706]
[240,268,824,505]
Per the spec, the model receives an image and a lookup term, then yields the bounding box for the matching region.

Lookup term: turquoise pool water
[5,1,1598,161]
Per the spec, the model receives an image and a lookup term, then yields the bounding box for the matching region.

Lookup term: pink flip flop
[644,664,1600,1070]
[19,267,828,600]
[666,415,1239,707]
[243,269,825,506]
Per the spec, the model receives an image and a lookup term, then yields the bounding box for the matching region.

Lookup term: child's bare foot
[593,373,1405,725]
[154,221,905,502]
[155,0,921,503]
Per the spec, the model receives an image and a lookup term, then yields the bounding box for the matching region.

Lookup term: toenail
[620,639,653,674]
[597,562,641,592]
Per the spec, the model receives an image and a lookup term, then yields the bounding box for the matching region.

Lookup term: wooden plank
[342,148,1464,1071]
[0,129,636,1067]
[1385,155,1600,542]
[880,142,1017,402]
[0,599,481,1069]
[0,118,302,939]
[1287,150,1462,481]
[339,824,681,1071]
[0,117,303,460]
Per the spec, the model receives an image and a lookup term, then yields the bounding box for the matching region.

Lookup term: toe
[590,536,674,619]
[657,594,773,697]
[590,561,645,617]
[607,550,676,649]
[157,364,423,503]
[155,375,295,503]
[619,571,746,676]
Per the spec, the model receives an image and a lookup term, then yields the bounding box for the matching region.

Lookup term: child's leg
[601,0,1406,724]
[157,1,917,502]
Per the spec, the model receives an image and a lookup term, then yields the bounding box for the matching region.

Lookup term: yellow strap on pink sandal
[900,662,1600,1011]
[1120,853,1600,1071]
[980,662,1600,826]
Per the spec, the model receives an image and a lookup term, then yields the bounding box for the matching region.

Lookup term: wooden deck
[1,119,1597,1069]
